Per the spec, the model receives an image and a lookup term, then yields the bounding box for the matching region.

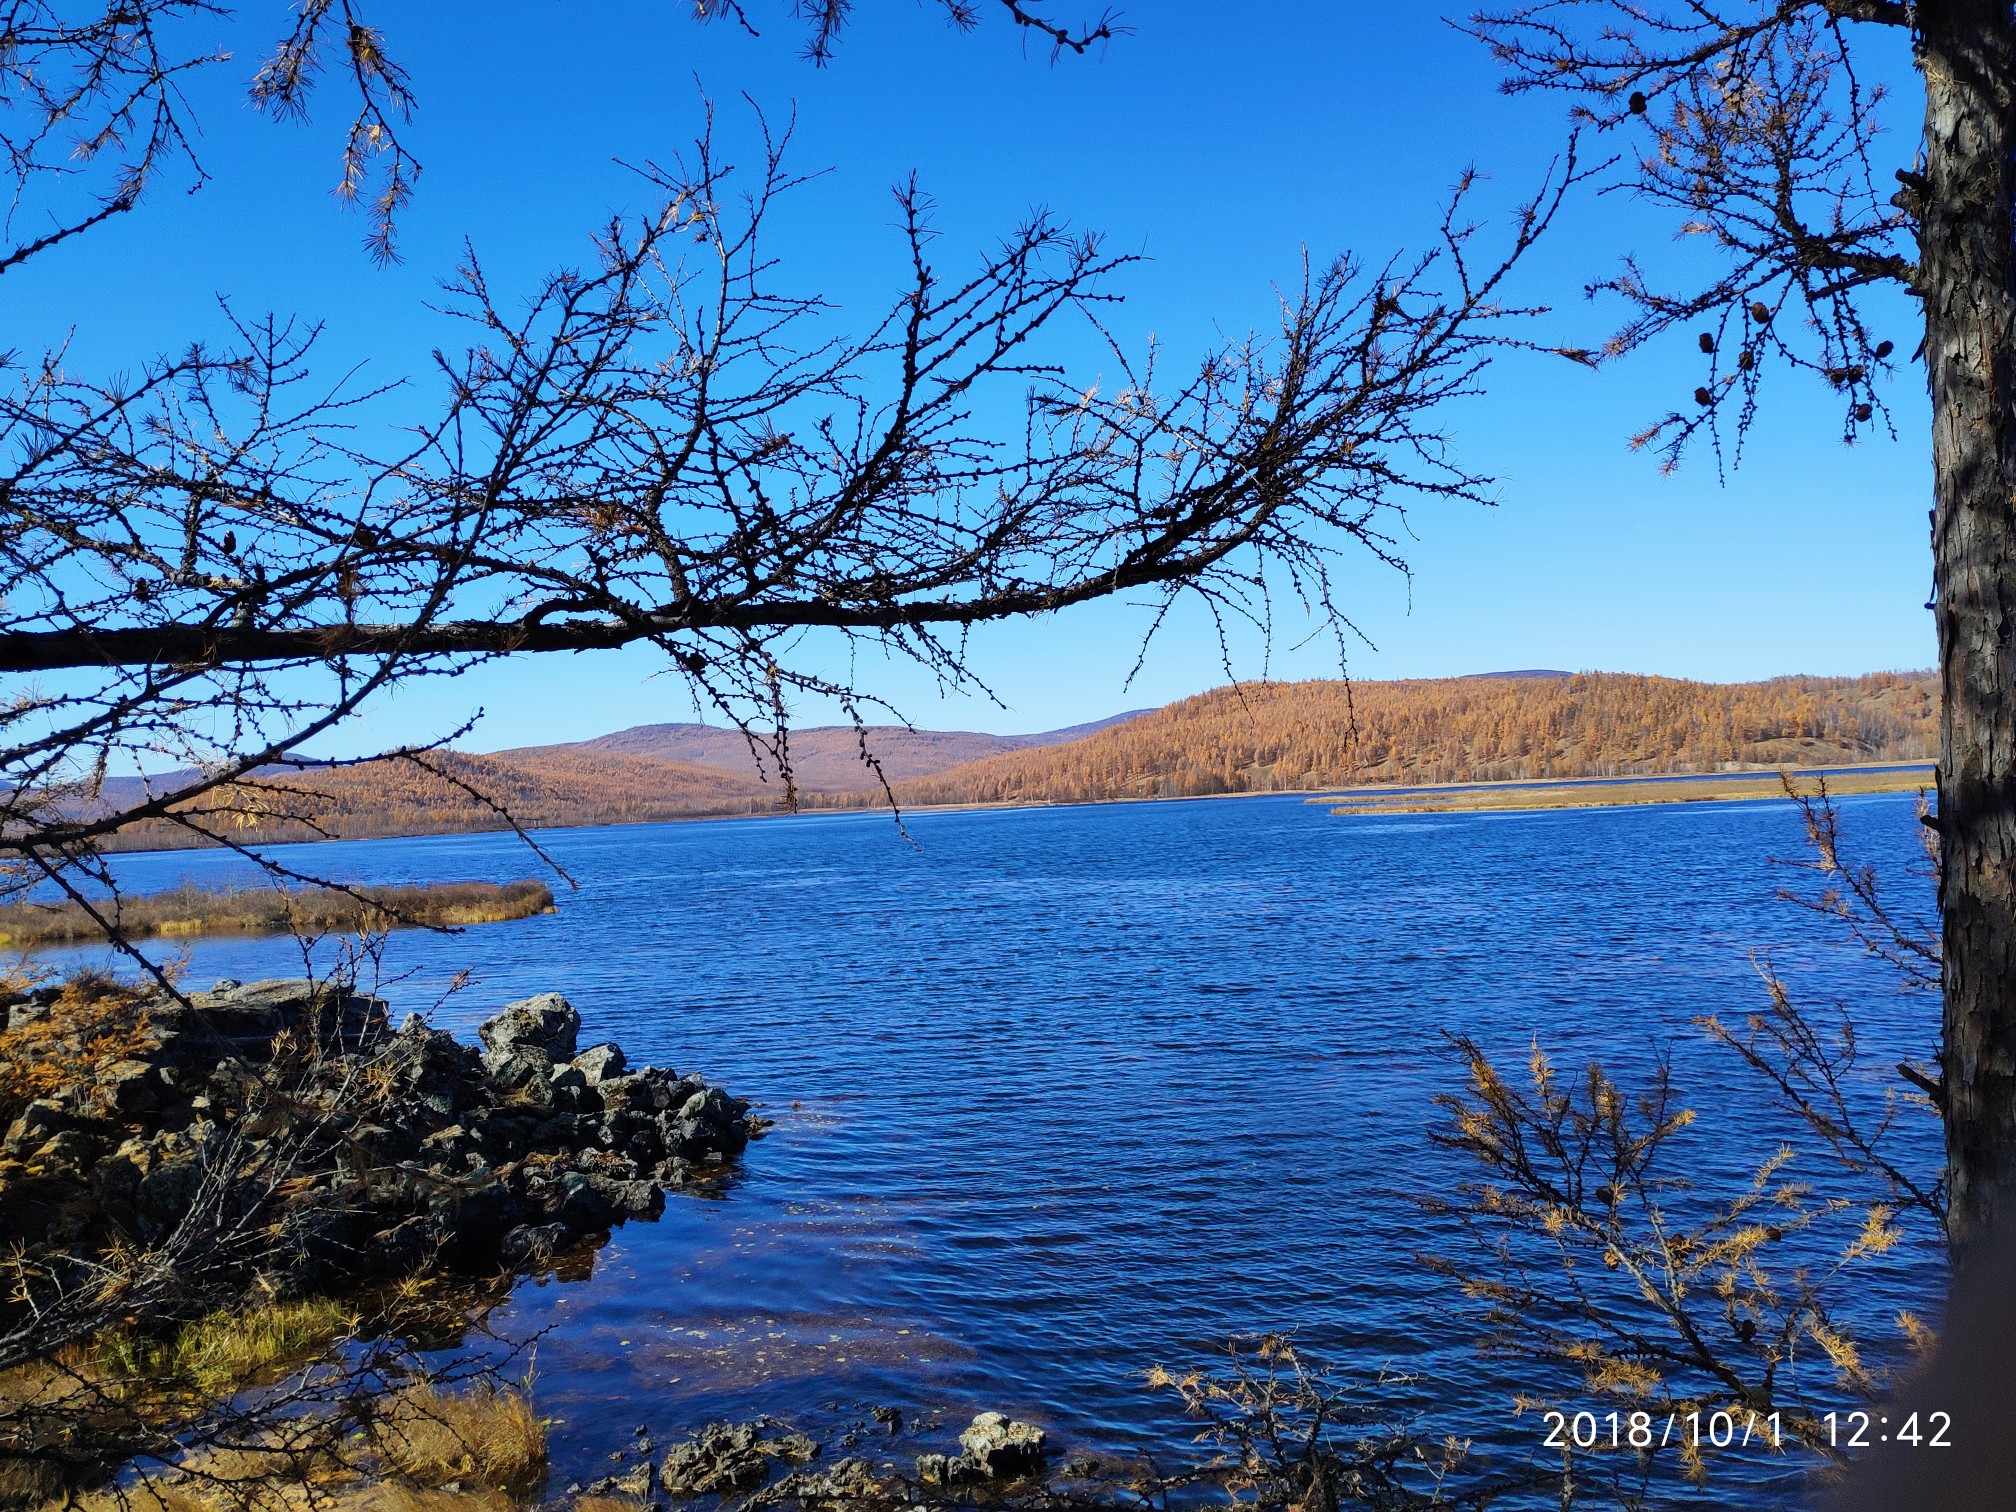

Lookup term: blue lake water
[71,791,1944,1506]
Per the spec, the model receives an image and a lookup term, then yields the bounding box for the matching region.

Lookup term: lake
[71,791,1944,1507]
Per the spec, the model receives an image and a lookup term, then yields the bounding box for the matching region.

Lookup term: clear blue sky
[9,2,1931,751]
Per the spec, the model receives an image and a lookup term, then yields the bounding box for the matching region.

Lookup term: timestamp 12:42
[1825,1411,1951,1448]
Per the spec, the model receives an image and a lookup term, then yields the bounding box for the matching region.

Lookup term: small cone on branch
[1694,386,1714,406]
[1737,350,1754,371]
[1875,339,1895,359]
[1750,301,1771,323]
[1628,91,1648,114]
[1855,403,1874,422]
[1698,332,1716,354]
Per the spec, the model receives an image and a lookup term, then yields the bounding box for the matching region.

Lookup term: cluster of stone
[915,1412,1051,1487]
[0,978,758,1292]
[580,1412,1051,1505]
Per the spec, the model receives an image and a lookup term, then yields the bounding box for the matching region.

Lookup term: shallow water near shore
[73,791,1941,1507]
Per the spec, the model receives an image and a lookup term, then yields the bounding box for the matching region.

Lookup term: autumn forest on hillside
[889,670,1938,807]
[104,671,1938,849]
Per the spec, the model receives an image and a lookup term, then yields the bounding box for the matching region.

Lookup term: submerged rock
[655,1420,823,1500]
[584,1463,655,1501]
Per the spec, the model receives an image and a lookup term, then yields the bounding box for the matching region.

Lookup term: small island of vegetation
[0,880,555,949]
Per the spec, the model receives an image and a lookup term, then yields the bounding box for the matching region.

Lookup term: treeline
[880,672,1938,808]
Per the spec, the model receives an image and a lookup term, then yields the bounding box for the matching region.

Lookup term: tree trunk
[1922,0,2016,1255]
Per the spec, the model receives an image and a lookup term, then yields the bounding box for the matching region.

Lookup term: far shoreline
[91,760,1938,860]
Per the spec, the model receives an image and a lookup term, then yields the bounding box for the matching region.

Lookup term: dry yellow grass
[568,1498,646,1512]
[1325,766,1931,816]
[373,1385,549,1496]
[24,1384,547,1512]
[0,880,554,949]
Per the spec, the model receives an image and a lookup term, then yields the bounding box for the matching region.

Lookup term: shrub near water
[0,880,555,949]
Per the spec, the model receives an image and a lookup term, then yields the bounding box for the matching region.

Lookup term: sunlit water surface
[72,792,1942,1507]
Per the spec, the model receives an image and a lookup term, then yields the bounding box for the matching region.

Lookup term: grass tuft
[374,1385,549,1496]
[99,1298,358,1398]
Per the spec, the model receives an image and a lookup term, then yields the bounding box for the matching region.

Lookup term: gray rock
[660,1422,772,1497]
[572,1042,627,1084]
[191,978,388,1049]
[0,976,756,1302]
[478,992,579,1061]
[100,1059,161,1115]
[6,1000,51,1033]
[779,1457,876,1501]
[500,1222,569,1267]
[754,1432,819,1464]
[584,1464,655,1501]
[481,1046,553,1094]
[4,1100,74,1155]
[914,1454,950,1485]
[548,1064,596,1115]
[134,1154,206,1241]
[420,1124,477,1160]
[955,1411,1048,1480]
[596,1073,651,1113]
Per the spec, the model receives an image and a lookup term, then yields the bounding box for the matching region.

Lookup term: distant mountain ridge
[95,672,1937,850]
[505,710,1150,791]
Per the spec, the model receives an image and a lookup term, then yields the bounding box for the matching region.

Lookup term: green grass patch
[100,1298,359,1397]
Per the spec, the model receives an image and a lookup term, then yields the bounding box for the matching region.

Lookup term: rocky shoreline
[0,976,762,1302]
[581,1410,1054,1506]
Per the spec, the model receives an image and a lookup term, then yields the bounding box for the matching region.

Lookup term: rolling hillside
[887,671,1938,808]
[99,671,1937,849]
[529,711,1149,790]
[103,748,781,851]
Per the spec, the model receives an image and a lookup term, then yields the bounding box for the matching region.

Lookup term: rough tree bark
[1923,0,2016,1254]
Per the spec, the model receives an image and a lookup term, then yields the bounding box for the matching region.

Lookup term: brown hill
[886,671,1938,808]
[104,747,784,851]
[520,711,1149,791]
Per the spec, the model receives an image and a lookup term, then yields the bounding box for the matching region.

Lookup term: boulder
[660,1422,772,1497]
[478,992,579,1061]
[572,1042,626,1084]
[190,978,388,1050]
[480,1046,553,1097]
[954,1412,1048,1481]
[98,1059,162,1115]
[679,1086,741,1127]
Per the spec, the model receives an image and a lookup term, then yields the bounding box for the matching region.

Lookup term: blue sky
[10,2,1931,750]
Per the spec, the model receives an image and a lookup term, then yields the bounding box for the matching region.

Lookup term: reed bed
[0,880,555,948]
